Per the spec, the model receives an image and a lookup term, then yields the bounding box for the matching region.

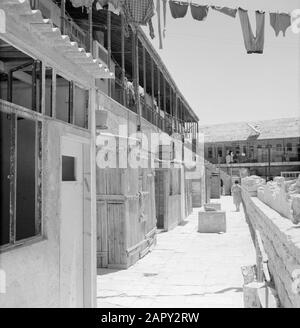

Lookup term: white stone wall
[242,190,300,308]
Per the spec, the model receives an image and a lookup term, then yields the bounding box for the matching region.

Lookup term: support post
[61,0,66,35]
[32,60,37,112]
[163,77,166,131]
[133,32,141,130]
[143,46,147,120]
[121,15,126,106]
[151,58,155,126]
[107,10,112,97]
[157,68,160,129]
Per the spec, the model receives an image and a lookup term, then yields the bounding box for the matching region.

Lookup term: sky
[143,0,300,125]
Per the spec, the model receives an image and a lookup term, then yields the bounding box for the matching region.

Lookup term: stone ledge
[242,191,300,308]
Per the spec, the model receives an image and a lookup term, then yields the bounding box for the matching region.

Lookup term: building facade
[200,118,300,180]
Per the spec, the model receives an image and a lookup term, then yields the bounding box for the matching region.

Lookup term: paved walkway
[97,196,256,308]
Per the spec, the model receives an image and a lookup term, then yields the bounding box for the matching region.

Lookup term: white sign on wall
[0,269,6,294]
[0,10,6,34]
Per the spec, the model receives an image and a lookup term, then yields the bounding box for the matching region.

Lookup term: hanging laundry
[96,0,124,12]
[108,2,121,15]
[122,0,155,39]
[162,0,167,37]
[211,6,237,18]
[96,1,103,10]
[169,1,189,19]
[70,0,93,8]
[238,8,265,54]
[190,3,209,21]
[270,13,291,37]
[156,0,163,48]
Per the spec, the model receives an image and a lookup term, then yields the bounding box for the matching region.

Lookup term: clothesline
[174,1,295,15]
[157,1,295,53]
[69,0,297,54]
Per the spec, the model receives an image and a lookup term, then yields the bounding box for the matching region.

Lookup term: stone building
[200,117,300,180]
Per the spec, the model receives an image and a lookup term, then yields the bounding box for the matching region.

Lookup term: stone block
[198,211,226,233]
[242,175,266,196]
[291,195,300,224]
[204,203,221,211]
[243,282,265,308]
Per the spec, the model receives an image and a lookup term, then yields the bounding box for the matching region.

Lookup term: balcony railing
[64,16,87,49]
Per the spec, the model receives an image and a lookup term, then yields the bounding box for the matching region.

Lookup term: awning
[0,0,114,79]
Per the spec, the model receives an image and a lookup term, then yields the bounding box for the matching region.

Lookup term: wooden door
[107,203,126,267]
[97,201,107,268]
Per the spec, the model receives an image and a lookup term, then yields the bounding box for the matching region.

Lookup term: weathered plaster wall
[242,190,300,308]
[0,119,91,308]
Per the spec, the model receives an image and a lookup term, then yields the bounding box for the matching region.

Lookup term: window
[257,145,262,149]
[208,147,213,158]
[74,84,89,128]
[62,156,76,181]
[55,75,89,128]
[0,39,42,112]
[276,144,282,151]
[0,112,42,247]
[56,74,72,123]
[45,67,53,117]
[287,143,293,152]
[217,147,223,157]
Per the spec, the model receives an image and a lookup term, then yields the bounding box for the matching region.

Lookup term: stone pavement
[97,196,256,308]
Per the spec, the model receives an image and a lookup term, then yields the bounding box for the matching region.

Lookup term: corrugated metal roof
[199,117,300,143]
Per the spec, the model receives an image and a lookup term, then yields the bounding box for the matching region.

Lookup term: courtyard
[97,196,256,308]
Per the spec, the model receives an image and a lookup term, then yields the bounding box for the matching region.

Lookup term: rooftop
[199,117,300,143]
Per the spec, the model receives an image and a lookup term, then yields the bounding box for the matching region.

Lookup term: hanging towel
[238,8,265,54]
[157,0,163,48]
[163,0,167,37]
[270,13,291,37]
[169,1,189,19]
[190,3,209,21]
[211,6,237,18]
[122,0,155,38]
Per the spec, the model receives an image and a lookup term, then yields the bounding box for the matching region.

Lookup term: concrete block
[243,282,265,308]
[198,211,226,233]
[204,203,221,211]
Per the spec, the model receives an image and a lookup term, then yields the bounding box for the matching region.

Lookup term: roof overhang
[0,0,114,79]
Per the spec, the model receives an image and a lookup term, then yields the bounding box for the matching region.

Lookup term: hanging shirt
[70,0,93,7]
[190,3,209,21]
[169,1,189,19]
[270,13,291,37]
[122,0,155,38]
[238,8,265,54]
[211,6,237,18]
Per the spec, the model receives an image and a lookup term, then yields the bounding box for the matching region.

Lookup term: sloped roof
[199,117,300,143]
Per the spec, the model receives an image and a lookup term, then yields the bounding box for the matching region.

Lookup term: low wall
[242,189,300,308]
